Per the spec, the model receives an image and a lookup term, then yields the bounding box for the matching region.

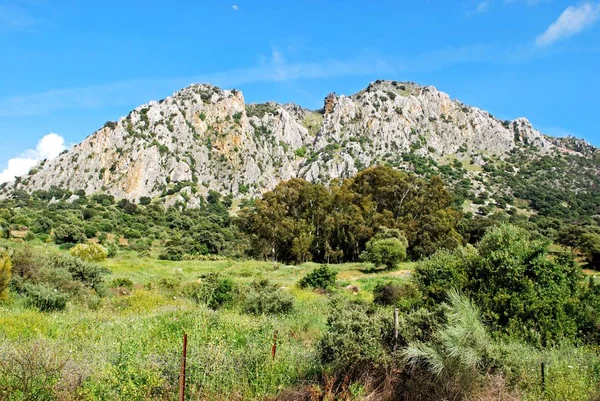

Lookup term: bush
[83,224,98,238]
[415,224,598,345]
[70,243,108,262]
[0,340,87,399]
[318,299,387,376]
[579,232,600,269]
[299,265,337,290]
[413,247,474,304]
[373,281,421,310]
[403,291,498,400]
[110,277,134,291]
[360,236,408,269]
[242,279,294,315]
[53,225,86,244]
[31,216,53,234]
[23,283,69,311]
[58,243,76,251]
[294,147,307,157]
[24,231,36,241]
[186,274,235,309]
[107,243,118,258]
[158,246,184,261]
[0,251,11,300]
[49,253,109,291]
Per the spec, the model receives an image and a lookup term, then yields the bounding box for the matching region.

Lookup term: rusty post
[179,333,188,401]
[393,308,399,351]
[271,330,278,361]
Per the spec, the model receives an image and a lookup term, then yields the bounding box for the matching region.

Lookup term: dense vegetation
[1,164,600,400]
[239,166,463,264]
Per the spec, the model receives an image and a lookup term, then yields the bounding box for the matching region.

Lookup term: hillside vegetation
[1,164,600,400]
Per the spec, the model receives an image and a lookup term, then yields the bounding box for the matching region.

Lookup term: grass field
[2,240,600,401]
[0,240,414,400]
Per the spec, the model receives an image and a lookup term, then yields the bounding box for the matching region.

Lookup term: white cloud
[232,4,238,10]
[36,133,67,159]
[467,1,492,15]
[536,2,600,46]
[0,133,67,183]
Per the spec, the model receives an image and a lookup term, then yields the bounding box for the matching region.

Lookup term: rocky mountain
[2,80,598,213]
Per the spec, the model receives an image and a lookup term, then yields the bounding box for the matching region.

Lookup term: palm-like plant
[403,290,497,397]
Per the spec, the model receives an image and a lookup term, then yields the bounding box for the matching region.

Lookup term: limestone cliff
[3,80,595,207]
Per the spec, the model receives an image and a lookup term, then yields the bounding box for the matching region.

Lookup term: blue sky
[1,0,599,181]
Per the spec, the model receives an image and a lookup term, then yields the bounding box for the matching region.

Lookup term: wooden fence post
[179,333,188,401]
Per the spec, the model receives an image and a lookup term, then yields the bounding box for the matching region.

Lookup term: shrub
[413,247,474,304]
[403,291,498,400]
[0,251,11,300]
[23,283,69,311]
[49,253,108,291]
[360,236,408,269]
[110,277,134,291]
[24,231,36,241]
[70,243,108,262]
[579,232,600,269]
[294,147,307,157]
[0,340,87,399]
[83,224,98,238]
[373,281,421,311]
[107,243,118,258]
[158,277,181,292]
[242,279,294,315]
[415,224,598,345]
[299,265,337,290]
[158,246,184,261]
[53,225,86,244]
[186,274,235,309]
[318,299,387,376]
[123,228,142,239]
[31,216,53,234]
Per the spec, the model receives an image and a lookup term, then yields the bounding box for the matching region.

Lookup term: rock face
[3,80,593,205]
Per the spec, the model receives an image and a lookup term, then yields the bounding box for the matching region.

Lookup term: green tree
[414,247,474,304]
[360,230,408,269]
[53,225,86,244]
[31,216,53,234]
[414,224,592,345]
[579,232,600,269]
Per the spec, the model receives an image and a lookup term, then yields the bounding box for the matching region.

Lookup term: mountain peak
[2,81,595,207]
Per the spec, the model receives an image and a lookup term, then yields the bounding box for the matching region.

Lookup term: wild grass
[1,240,599,401]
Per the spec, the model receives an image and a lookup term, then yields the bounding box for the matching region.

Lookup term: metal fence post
[393,308,399,351]
[179,333,188,401]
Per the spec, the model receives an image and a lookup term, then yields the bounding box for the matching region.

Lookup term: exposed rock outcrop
[3,80,594,206]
